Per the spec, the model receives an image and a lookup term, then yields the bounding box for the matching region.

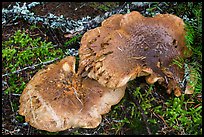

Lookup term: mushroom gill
[78,11,192,96]
[19,56,126,132]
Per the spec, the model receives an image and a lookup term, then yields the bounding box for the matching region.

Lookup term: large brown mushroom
[19,11,194,132]
[78,11,192,96]
[19,56,126,132]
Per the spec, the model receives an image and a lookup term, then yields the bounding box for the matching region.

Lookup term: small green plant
[98,5,110,11]
[89,2,118,12]
[145,2,164,16]
[4,75,26,94]
[126,79,202,135]
[2,29,64,94]
[185,23,195,51]
[154,94,202,134]
[128,85,160,134]
[16,115,24,123]
[107,84,160,135]
[187,62,202,94]
[171,57,185,69]
[64,34,82,47]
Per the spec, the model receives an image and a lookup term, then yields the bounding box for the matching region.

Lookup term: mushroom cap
[78,11,191,95]
[78,14,123,75]
[19,56,126,132]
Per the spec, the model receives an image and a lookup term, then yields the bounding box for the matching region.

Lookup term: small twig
[2,57,61,77]
[42,24,55,39]
[79,3,86,9]
[24,44,59,51]
[194,103,201,109]
[104,117,111,124]
[48,27,63,47]
[11,93,21,96]
[2,127,20,135]
[3,22,19,27]
[9,92,15,113]
[127,90,152,135]
[134,98,152,135]
[27,122,31,135]
[157,114,168,127]
[36,26,47,37]
[2,80,8,86]
[55,3,62,9]
[29,33,40,37]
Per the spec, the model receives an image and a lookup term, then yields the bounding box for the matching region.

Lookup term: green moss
[2,29,64,94]
[64,34,82,47]
[89,2,119,12]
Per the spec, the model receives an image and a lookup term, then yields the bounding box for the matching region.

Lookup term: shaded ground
[31,2,104,20]
[2,2,117,46]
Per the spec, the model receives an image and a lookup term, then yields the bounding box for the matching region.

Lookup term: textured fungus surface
[19,56,126,132]
[19,11,193,132]
[78,11,191,96]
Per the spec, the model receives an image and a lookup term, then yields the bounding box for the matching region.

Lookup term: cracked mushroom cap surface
[19,56,126,132]
[78,11,191,96]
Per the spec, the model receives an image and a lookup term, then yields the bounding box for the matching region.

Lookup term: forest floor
[2,2,202,135]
